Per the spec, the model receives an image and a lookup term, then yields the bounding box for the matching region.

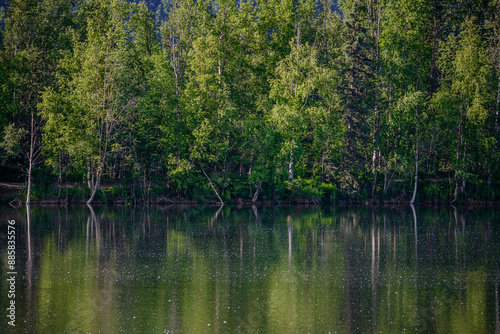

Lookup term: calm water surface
[0,205,499,333]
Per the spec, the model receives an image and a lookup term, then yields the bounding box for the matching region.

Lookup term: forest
[0,0,499,205]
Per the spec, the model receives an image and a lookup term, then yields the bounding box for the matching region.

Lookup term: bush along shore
[1,173,498,206]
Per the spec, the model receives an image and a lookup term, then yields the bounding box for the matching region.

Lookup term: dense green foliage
[1,0,499,204]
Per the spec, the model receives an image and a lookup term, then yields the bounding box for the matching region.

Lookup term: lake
[1,205,499,333]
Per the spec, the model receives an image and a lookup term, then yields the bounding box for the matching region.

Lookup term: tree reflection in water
[1,206,498,333]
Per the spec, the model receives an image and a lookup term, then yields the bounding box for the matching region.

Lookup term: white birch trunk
[202,167,224,205]
[410,137,419,204]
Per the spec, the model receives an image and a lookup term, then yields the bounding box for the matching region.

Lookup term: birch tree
[40,0,140,204]
[2,0,74,203]
[437,17,492,201]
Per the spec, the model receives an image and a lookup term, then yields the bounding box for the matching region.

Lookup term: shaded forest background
[0,0,499,205]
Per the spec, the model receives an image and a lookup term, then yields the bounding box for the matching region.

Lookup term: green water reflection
[1,205,499,333]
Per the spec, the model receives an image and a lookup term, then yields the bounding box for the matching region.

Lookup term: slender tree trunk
[372,161,378,199]
[26,156,32,205]
[87,114,110,203]
[289,150,294,181]
[202,167,224,205]
[87,177,100,204]
[87,162,104,204]
[87,163,93,195]
[453,103,464,202]
[410,127,419,204]
[372,149,376,173]
[371,147,378,198]
[26,110,38,204]
[252,181,262,204]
